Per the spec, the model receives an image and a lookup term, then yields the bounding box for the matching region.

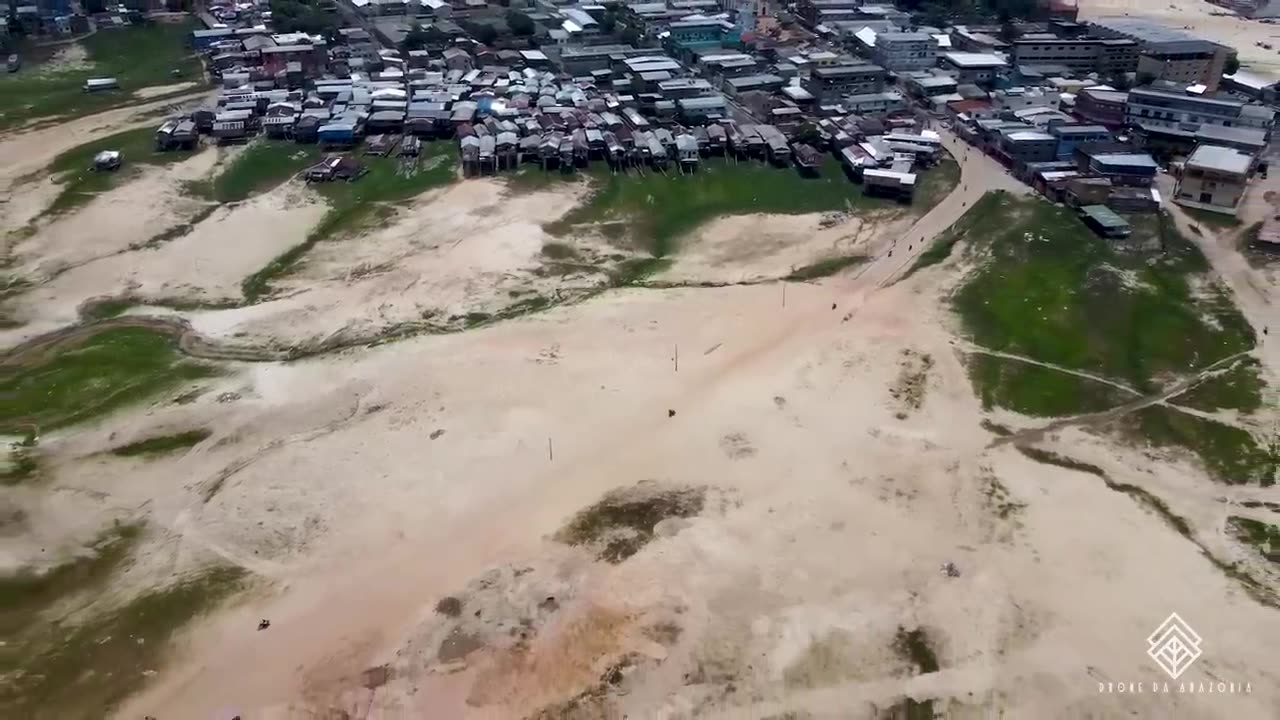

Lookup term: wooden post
[548,437,553,461]
[674,344,679,372]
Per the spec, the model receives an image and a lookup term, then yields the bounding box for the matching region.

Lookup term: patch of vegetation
[1121,407,1277,485]
[953,197,1254,399]
[608,257,673,287]
[80,297,136,321]
[966,354,1130,417]
[907,191,1005,276]
[0,561,246,720]
[0,433,38,485]
[555,482,706,563]
[912,157,960,214]
[0,522,141,635]
[0,20,203,130]
[0,327,218,434]
[1171,358,1266,414]
[190,141,320,203]
[982,476,1025,520]
[545,157,922,258]
[240,144,456,302]
[40,127,200,218]
[891,627,938,720]
[785,254,867,281]
[1227,517,1280,564]
[109,429,211,458]
[541,241,579,260]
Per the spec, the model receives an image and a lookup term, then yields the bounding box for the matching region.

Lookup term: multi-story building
[803,63,886,102]
[1175,144,1253,215]
[1010,38,1139,75]
[1125,86,1275,150]
[996,128,1060,165]
[1087,17,1235,91]
[1137,40,1231,91]
[938,52,1007,85]
[872,32,938,72]
[1050,124,1112,160]
[1075,86,1128,126]
[795,0,861,27]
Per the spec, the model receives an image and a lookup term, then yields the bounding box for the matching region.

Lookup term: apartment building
[872,32,937,72]
[939,52,1006,85]
[803,63,887,102]
[1010,38,1139,75]
[1088,17,1235,91]
[1137,41,1231,91]
[1125,87,1275,144]
[795,0,861,27]
[1075,86,1128,125]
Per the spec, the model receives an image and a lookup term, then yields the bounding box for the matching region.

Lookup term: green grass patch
[0,21,202,130]
[1228,516,1279,564]
[608,256,673,286]
[0,561,246,720]
[80,297,136,321]
[240,144,457,302]
[951,195,1255,401]
[109,429,211,458]
[912,156,960,213]
[40,127,199,218]
[0,327,217,434]
[966,354,1132,417]
[909,191,1005,276]
[1121,407,1277,485]
[1172,357,1266,414]
[786,254,867,281]
[545,157,915,257]
[191,141,321,203]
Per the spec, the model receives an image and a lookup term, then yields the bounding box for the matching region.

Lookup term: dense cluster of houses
[124,0,1278,226]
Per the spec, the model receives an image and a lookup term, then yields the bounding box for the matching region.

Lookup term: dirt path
[956,340,1144,397]
[991,349,1259,449]
[877,129,1030,287]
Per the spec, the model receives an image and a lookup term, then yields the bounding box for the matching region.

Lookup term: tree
[1136,71,1157,87]
[1224,55,1241,75]
[403,22,430,51]
[506,9,535,36]
[599,8,617,35]
[472,23,498,45]
[270,0,339,37]
[793,122,823,148]
[621,26,642,47]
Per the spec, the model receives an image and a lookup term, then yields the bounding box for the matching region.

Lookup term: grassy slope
[546,156,937,257]
[941,192,1272,484]
[0,327,217,434]
[1228,516,1279,563]
[0,20,201,130]
[40,126,200,217]
[0,523,246,719]
[241,142,457,301]
[188,140,322,203]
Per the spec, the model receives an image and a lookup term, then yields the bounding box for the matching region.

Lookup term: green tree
[506,9,535,36]
[1224,55,1241,75]
[472,23,498,45]
[403,22,430,51]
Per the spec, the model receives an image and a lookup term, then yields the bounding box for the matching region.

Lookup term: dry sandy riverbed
[0,119,1277,719]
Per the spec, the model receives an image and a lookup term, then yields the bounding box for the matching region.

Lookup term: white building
[872,32,938,72]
